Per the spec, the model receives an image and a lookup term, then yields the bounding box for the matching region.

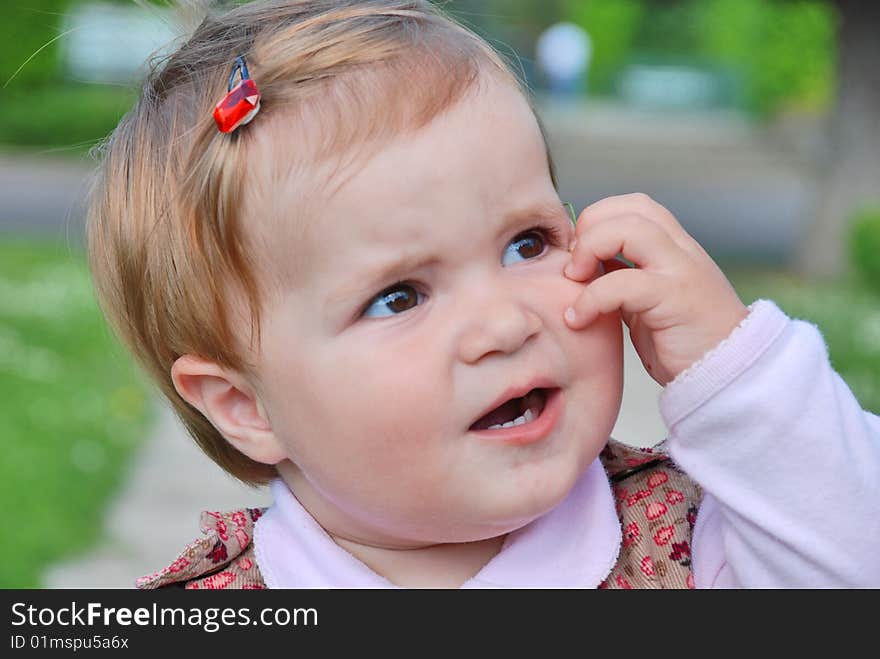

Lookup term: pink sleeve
[659,299,880,587]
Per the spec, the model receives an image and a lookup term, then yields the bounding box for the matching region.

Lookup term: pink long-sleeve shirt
[253,299,880,587]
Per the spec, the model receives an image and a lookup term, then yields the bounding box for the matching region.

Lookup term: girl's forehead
[243,77,548,283]
[250,71,527,190]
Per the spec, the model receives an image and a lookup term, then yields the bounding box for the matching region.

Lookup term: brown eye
[363,284,424,318]
[503,231,546,265]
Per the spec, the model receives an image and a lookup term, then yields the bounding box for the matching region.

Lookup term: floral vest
[136,440,702,590]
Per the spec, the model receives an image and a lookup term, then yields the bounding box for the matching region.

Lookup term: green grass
[729,268,880,415]
[0,238,152,587]
[0,85,136,153]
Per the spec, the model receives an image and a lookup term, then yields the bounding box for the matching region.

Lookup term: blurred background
[1,0,878,588]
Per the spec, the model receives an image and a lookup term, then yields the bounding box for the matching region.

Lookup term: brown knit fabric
[137,440,701,589]
[136,508,267,589]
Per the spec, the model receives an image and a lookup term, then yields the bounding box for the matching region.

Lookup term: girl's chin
[478,483,578,533]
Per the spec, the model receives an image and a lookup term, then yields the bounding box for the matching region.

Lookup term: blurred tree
[692,0,834,115]
[635,0,876,276]
[1,1,73,89]
[443,0,567,89]
[449,0,834,110]
[562,0,644,95]
[2,0,169,91]
[444,0,645,96]
[0,1,145,149]
[796,0,880,277]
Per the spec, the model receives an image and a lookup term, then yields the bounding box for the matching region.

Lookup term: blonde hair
[87,0,558,485]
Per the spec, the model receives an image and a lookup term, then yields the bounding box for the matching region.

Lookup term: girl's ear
[170,354,287,465]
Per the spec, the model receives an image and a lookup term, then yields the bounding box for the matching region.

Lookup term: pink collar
[253,458,621,588]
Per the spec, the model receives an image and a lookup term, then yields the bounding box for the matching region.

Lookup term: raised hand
[563,193,749,386]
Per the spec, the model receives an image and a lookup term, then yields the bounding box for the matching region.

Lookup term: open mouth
[469,388,550,431]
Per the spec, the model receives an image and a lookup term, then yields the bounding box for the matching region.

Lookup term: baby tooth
[488,412,531,430]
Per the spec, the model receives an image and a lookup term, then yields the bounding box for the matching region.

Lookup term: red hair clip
[213,56,261,134]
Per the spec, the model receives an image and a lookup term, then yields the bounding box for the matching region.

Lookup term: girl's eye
[362,284,425,318]
[502,230,547,266]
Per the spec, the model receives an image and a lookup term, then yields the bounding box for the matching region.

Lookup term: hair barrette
[213,55,261,134]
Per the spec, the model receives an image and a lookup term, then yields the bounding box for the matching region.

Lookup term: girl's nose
[456,292,543,364]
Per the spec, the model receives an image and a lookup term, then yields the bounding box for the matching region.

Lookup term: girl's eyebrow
[325,199,567,308]
[326,252,438,307]
[498,199,570,236]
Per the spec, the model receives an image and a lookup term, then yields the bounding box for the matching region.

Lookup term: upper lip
[469,376,559,429]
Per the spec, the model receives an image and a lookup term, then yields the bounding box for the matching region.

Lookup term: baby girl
[86,0,880,588]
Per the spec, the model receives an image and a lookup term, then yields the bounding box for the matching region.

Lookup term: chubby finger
[576,193,698,253]
[565,212,682,282]
[564,267,662,329]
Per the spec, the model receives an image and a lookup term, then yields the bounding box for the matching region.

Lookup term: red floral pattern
[136,508,267,590]
[669,541,692,567]
[622,522,641,548]
[207,538,228,564]
[653,525,676,546]
[601,440,703,589]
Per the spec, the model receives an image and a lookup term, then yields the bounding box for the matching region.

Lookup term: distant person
[88,0,880,589]
[535,21,591,98]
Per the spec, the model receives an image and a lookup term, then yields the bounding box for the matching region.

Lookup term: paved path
[43,402,274,588]
[0,150,92,243]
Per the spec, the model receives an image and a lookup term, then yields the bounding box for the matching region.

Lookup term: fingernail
[568,239,577,253]
[565,307,577,324]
